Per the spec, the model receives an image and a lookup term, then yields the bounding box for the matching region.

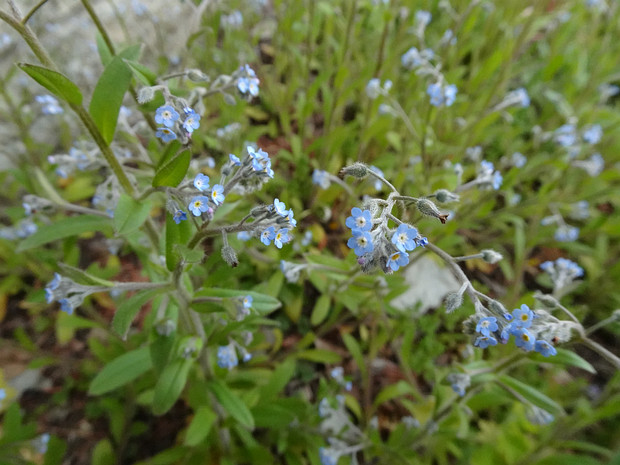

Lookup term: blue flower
[312,169,331,189]
[243,295,253,309]
[476,317,498,336]
[237,64,260,96]
[261,226,276,245]
[217,345,238,370]
[347,230,374,256]
[182,108,201,133]
[59,298,74,315]
[474,336,498,349]
[582,124,602,144]
[155,105,180,128]
[48,272,62,290]
[188,195,210,216]
[415,10,432,26]
[554,224,579,242]
[511,152,527,168]
[287,209,297,228]
[492,171,503,190]
[554,124,577,147]
[513,327,535,351]
[193,173,210,192]
[512,304,534,328]
[248,146,271,172]
[211,184,225,206]
[229,153,241,166]
[173,209,187,224]
[35,95,63,115]
[273,228,290,249]
[345,207,372,232]
[319,447,340,465]
[387,251,409,271]
[155,127,177,142]
[535,340,557,357]
[391,224,418,253]
[427,82,457,107]
[416,236,429,247]
[273,198,288,217]
[237,231,251,241]
[500,322,517,343]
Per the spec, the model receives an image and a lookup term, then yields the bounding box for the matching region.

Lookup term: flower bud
[488,299,507,316]
[221,245,238,267]
[339,162,369,179]
[444,291,464,313]
[137,86,155,104]
[434,189,460,203]
[533,291,559,309]
[481,249,503,264]
[417,198,449,224]
[187,69,210,82]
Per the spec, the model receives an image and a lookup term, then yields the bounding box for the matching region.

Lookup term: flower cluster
[365,78,392,100]
[540,258,584,293]
[35,94,63,115]
[155,105,201,143]
[540,213,580,242]
[187,173,225,218]
[216,339,252,370]
[330,366,352,392]
[476,160,503,190]
[473,305,559,357]
[427,81,457,107]
[235,64,260,97]
[47,142,110,178]
[345,206,427,274]
[45,273,99,315]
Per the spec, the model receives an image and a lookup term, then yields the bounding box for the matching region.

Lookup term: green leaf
[310,294,331,326]
[153,150,191,187]
[112,289,163,339]
[342,333,367,379]
[43,435,67,465]
[192,289,281,315]
[251,403,296,428]
[18,215,111,251]
[89,56,133,145]
[58,263,114,287]
[296,349,342,364]
[89,346,153,395]
[207,379,255,429]
[165,210,192,271]
[529,348,596,374]
[498,374,564,416]
[18,63,83,105]
[184,406,217,446]
[124,59,158,86]
[117,44,142,62]
[373,380,418,408]
[95,33,113,67]
[152,358,193,415]
[91,439,115,465]
[259,358,296,400]
[533,454,602,465]
[113,194,152,235]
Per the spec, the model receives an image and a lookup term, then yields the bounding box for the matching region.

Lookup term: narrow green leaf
[95,33,113,67]
[124,59,158,86]
[112,289,163,339]
[18,215,111,251]
[43,435,67,465]
[259,358,296,400]
[153,150,191,187]
[184,406,217,446]
[342,333,367,379]
[373,380,417,408]
[498,374,565,416]
[117,43,142,62]
[192,288,281,315]
[529,348,596,374]
[156,140,181,169]
[113,194,152,235]
[251,404,296,428]
[91,439,115,465]
[296,349,342,364]
[165,211,191,272]
[89,346,153,395]
[18,63,83,105]
[152,358,193,415]
[310,294,331,326]
[58,263,114,287]
[89,56,133,144]
[208,379,255,429]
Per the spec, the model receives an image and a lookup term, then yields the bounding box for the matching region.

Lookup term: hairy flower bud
[444,291,464,313]
[221,245,238,267]
[339,162,369,179]
[137,86,155,104]
[481,249,503,264]
[533,291,559,309]
[434,189,460,203]
[187,69,210,82]
[416,198,449,224]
